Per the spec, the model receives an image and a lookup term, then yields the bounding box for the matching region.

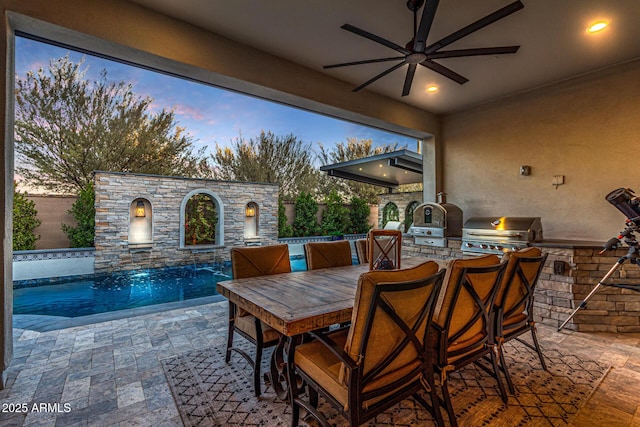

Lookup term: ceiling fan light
[426,85,439,93]
[587,21,608,33]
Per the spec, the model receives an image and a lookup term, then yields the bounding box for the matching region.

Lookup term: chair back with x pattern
[304,240,352,270]
[231,244,291,279]
[434,254,507,362]
[367,229,402,270]
[495,248,548,330]
[292,261,446,427]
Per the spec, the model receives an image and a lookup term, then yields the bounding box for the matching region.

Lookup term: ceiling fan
[324,0,524,96]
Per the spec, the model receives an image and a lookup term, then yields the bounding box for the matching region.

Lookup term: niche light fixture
[245,204,256,217]
[134,200,146,217]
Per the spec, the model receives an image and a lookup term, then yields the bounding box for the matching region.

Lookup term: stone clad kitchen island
[403,236,640,332]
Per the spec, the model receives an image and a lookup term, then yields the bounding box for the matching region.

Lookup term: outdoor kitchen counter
[403,235,640,333]
[530,239,603,249]
[528,239,640,333]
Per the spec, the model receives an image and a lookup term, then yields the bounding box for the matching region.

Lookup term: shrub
[278,197,293,238]
[62,181,95,247]
[321,190,350,235]
[292,192,319,237]
[13,185,41,250]
[349,196,371,234]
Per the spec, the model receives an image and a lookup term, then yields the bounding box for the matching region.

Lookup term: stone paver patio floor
[1,299,640,426]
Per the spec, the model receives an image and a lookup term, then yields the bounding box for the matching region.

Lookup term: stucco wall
[94,172,278,273]
[27,195,75,249]
[441,59,640,242]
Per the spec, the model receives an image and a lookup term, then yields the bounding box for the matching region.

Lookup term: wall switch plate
[552,175,564,188]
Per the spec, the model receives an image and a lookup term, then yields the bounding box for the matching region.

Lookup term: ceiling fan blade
[323,56,405,69]
[402,64,418,96]
[341,24,410,55]
[424,1,524,54]
[428,45,520,59]
[413,0,440,52]
[353,61,407,92]
[420,60,468,84]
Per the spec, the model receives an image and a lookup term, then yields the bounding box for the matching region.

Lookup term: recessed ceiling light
[587,21,608,33]
[426,85,439,93]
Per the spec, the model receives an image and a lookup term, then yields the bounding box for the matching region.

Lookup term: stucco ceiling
[127,0,640,115]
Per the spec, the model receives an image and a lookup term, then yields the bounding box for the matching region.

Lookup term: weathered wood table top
[216,256,436,337]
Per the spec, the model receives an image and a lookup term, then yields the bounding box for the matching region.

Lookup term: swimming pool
[14,257,309,318]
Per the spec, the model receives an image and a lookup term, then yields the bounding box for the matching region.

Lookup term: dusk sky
[14,36,418,159]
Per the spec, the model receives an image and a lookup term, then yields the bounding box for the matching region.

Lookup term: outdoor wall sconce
[135,200,146,217]
[245,204,256,217]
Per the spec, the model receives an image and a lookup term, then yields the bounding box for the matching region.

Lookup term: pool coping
[13,294,226,332]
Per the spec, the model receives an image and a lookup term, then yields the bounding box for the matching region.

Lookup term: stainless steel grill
[408,202,463,248]
[462,217,543,256]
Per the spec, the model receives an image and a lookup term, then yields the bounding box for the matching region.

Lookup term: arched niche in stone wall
[129,198,153,245]
[244,201,259,239]
[180,189,224,248]
[404,200,420,232]
[382,202,399,228]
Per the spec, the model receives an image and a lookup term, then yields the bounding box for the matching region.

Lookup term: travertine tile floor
[1,299,640,426]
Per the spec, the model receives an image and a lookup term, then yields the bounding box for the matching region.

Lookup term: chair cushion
[234,313,281,343]
[295,330,350,408]
[503,312,527,328]
[295,330,422,411]
[304,240,352,270]
[495,247,542,314]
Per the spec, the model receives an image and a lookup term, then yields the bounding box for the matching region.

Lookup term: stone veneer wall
[94,172,279,273]
[403,236,640,333]
[519,245,640,333]
[378,191,423,228]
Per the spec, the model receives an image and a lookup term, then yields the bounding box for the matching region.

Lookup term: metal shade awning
[319,149,422,189]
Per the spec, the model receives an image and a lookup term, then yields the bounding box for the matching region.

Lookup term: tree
[292,192,319,237]
[14,55,208,193]
[62,181,95,247]
[13,185,41,250]
[278,197,293,238]
[321,190,350,236]
[317,138,403,204]
[209,130,318,200]
[349,196,371,234]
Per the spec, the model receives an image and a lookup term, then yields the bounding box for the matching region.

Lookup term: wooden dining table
[216,256,438,401]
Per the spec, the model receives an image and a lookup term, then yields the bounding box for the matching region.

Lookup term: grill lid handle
[466,232,523,238]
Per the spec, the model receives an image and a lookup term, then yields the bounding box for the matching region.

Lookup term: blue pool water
[14,257,309,318]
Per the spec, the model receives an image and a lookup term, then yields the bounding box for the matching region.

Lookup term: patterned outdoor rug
[161,339,610,427]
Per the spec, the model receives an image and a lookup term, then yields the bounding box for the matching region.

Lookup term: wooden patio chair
[431,254,508,427]
[304,240,353,270]
[367,229,402,270]
[292,261,446,426]
[226,244,291,396]
[354,238,368,264]
[493,247,549,393]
